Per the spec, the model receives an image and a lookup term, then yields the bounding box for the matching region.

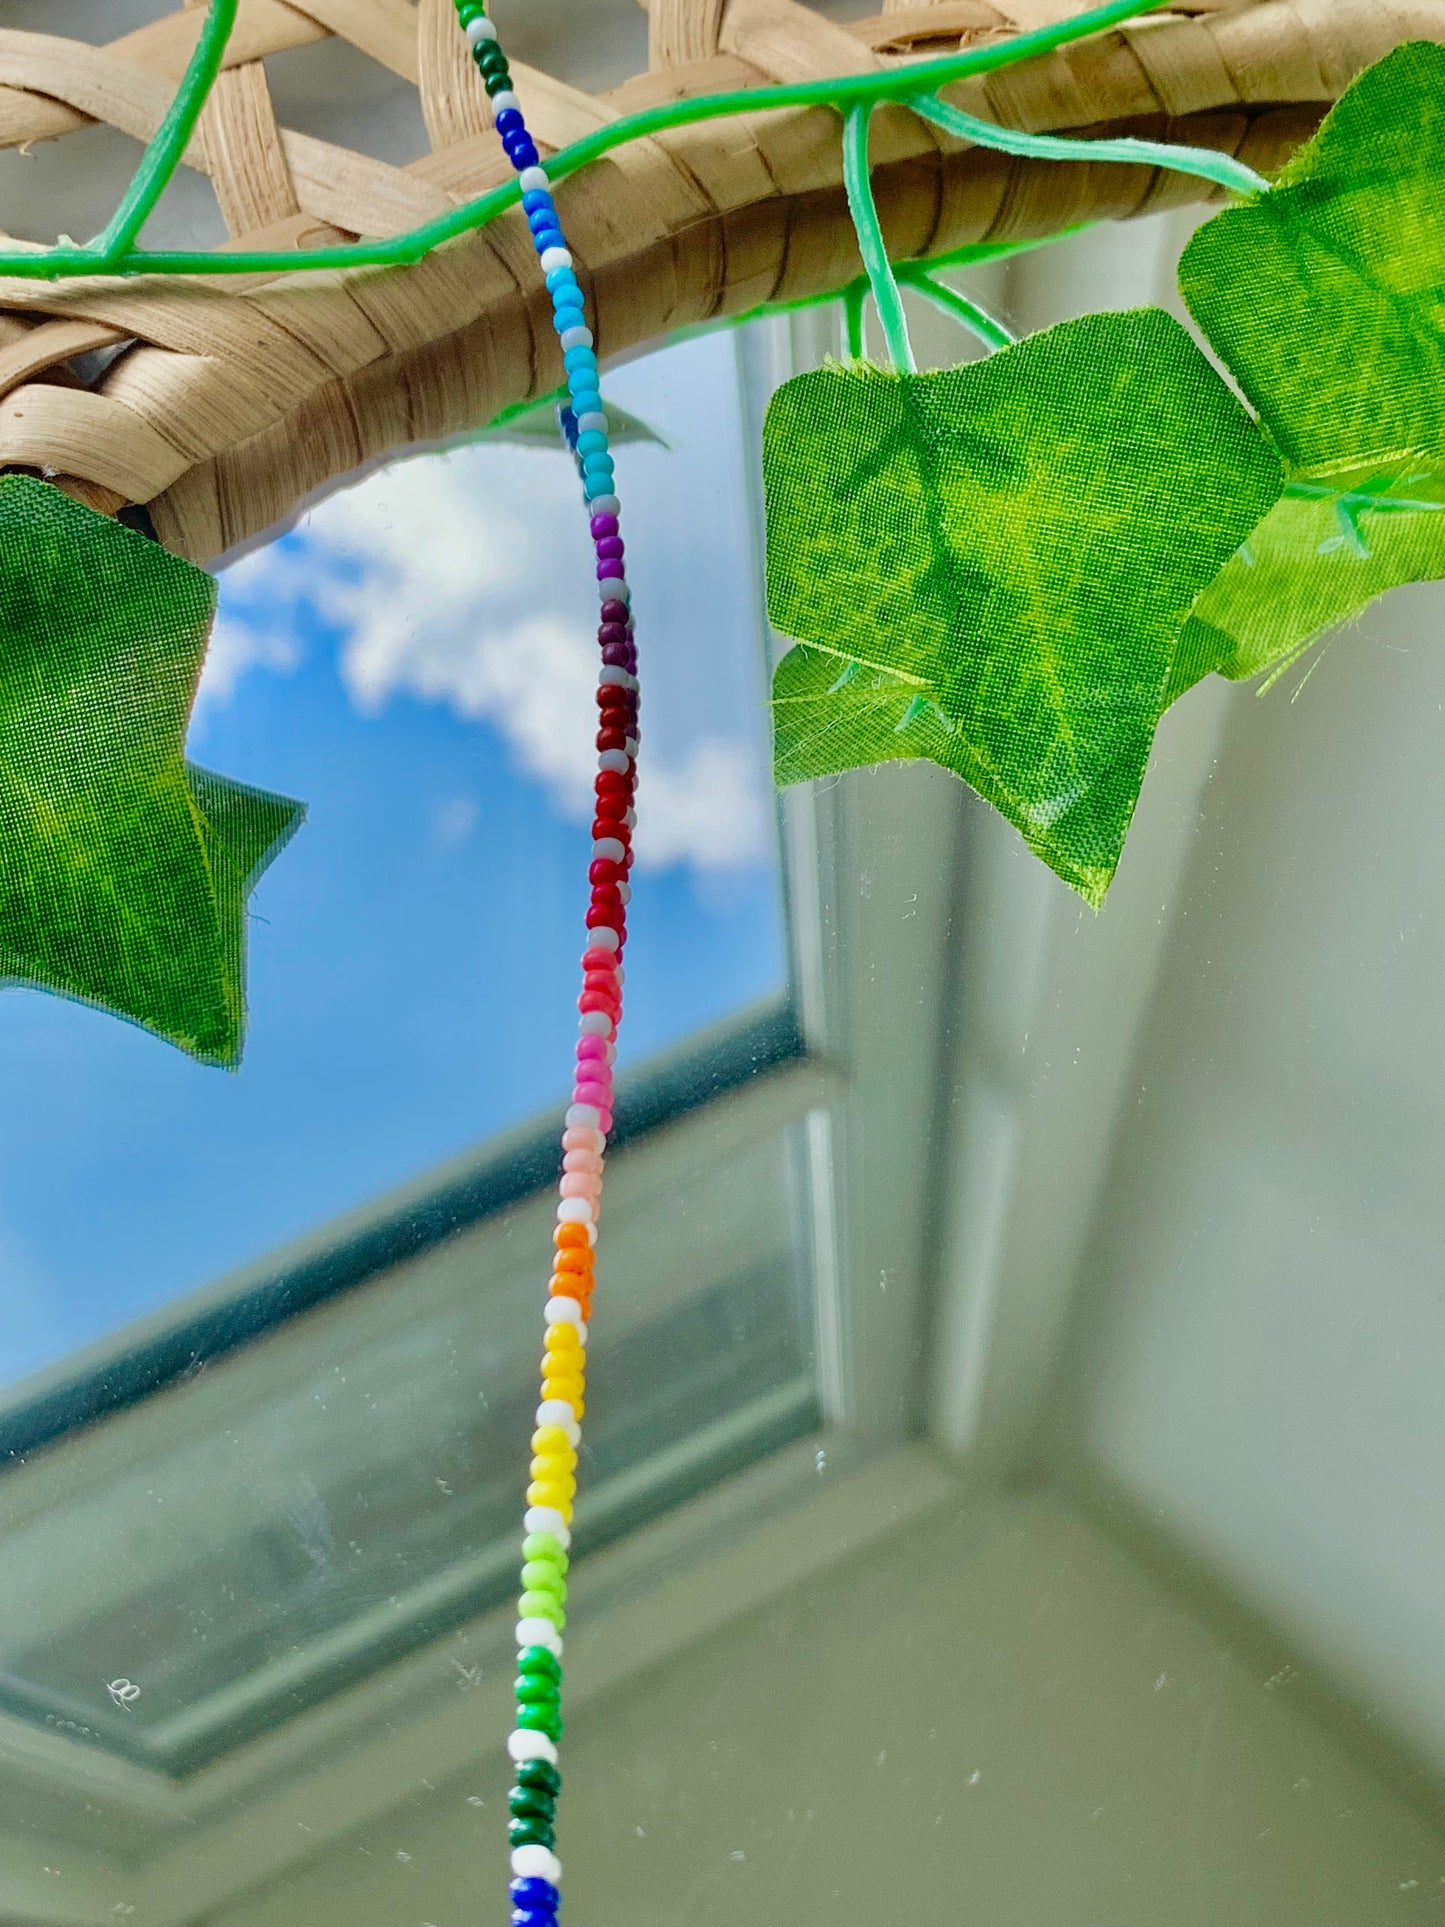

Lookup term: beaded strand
[451,4,638,1922]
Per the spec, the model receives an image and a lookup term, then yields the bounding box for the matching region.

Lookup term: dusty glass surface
[0,28,1443,1919]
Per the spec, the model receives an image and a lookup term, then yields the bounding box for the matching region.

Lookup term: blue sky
[0,330,784,1391]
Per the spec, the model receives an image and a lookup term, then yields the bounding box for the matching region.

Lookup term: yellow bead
[543,1321,582,1351]
[531,1425,574,1457]
[527,1480,574,1519]
[541,1385,584,1418]
[530,1451,577,1480]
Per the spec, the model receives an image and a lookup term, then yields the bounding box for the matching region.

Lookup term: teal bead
[583,461,615,487]
[563,346,598,373]
[575,430,608,458]
[569,393,602,420]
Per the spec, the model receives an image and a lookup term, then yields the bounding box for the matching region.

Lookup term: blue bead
[509,138,540,169]
[533,228,566,256]
[527,209,557,235]
[552,306,586,333]
[545,265,578,291]
[511,1878,559,1909]
[552,284,584,310]
[511,1910,557,1927]
[521,189,555,215]
[563,345,597,372]
[495,107,525,136]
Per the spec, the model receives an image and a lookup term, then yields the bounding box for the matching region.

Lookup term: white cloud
[211,439,773,876]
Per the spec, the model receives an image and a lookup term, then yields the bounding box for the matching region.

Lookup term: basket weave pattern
[0,0,1438,561]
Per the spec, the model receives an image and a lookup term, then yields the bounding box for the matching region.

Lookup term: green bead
[509,1785,557,1821]
[517,1645,562,1682]
[473,41,507,72]
[519,1590,565,1627]
[523,1533,569,1572]
[516,1759,561,1796]
[527,1709,563,1742]
[520,1559,565,1595]
[516,1677,560,1709]
[508,1816,557,1851]
[456,1,488,21]
[483,67,513,95]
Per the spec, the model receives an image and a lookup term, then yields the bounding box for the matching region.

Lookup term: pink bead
[560,1171,602,1200]
[574,1080,611,1110]
[563,1148,603,1174]
[562,1125,603,1153]
[597,1107,613,1134]
[576,1034,608,1062]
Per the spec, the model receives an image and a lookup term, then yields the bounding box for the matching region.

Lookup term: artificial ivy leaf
[0,474,303,1065]
[1180,41,1445,477]
[764,309,1281,904]
[1177,43,1445,687]
[1173,466,1445,695]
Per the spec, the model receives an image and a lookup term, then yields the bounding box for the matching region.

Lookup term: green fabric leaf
[764,309,1281,905]
[0,474,303,1065]
[1179,41,1445,478]
[1173,466,1445,695]
[1176,43,1445,688]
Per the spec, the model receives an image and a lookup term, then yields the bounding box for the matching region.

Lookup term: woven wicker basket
[1,0,1439,563]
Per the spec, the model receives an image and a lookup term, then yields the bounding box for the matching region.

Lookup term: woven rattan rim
[0,0,1440,563]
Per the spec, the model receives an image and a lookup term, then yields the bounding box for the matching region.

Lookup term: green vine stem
[910,94,1270,200]
[894,263,1016,352]
[0,0,1181,281]
[842,105,915,371]
[842,279,868,359]
[90,0,240,257]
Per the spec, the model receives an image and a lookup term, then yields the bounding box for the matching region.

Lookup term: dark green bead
[509,1816,557,1851]
[515,1759,561,1796]
[509,1786,557,1821]
[483,67,514,96]
[517,1646,561,1682]
[473,42,507,73]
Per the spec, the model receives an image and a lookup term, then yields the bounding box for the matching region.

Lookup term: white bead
[535,1403,582,1446]
[625,735,640,756]
[623,814,636,835]
[490,89,519,114]
[618,880,632,903]
[540,246,572,275]
[545,1296,585,1328]
[518,165,550,193]
[597,576,628,602]
[598,749,630,775]
[598,665,635,689]
[508,1731,559,1766]
[589,493,620,517]
[466,15,497,42]
[576,411,608,436]
[578,1009,613,1034]
[557,1197,596,1225]
[559,325,594,354]
[523,1509,572,1548]
[614,965,625,986]
[586,929,620,955]
[592,835,626,862]
[566,1102,601,1130]
[512,1845,562,1885]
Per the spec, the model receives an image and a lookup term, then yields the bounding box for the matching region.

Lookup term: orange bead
[550,1268,591,1294]
[554,1248,592,1277]
[553,1222,590,1251]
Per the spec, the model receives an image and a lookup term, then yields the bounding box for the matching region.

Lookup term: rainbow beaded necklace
[451,3,636,1920]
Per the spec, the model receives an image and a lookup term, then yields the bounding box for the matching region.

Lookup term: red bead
[589,858,622,885]
[594,796,626,823]
[598,708,631,734]
[586,904,621,931]
[595,771,630,799]
[579,990,621,1017]
[596,728,627,753]
[581,946,616,971]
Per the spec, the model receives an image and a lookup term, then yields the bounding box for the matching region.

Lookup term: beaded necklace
[451,3,636,1921]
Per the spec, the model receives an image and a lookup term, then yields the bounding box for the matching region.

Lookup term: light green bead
[520,1559,565,1596]
[522,1532,569,1572]
[519,1590,565,1627]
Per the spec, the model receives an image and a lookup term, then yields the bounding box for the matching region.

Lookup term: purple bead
[590,513,619,540]
[600,599,629,625]
[601,641,631,666]
[596,559,627,582]
[597,621,629,647]
[595,535,625,562]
